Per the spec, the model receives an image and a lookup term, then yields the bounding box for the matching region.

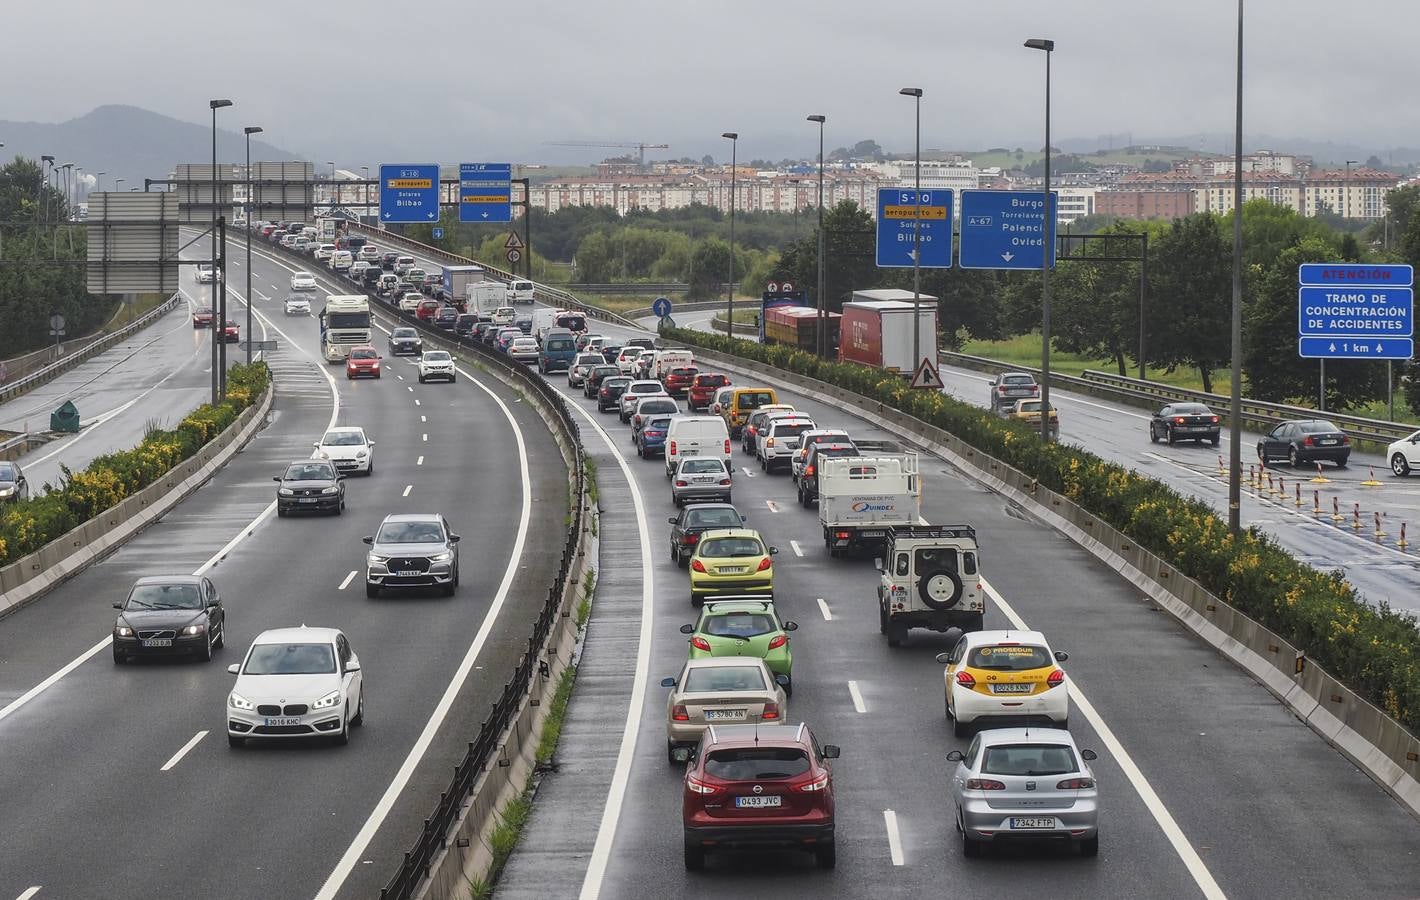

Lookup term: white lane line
[338,570,357,590]
[313,356,534,900]
[848,680,867,713]
[741,466,755,477]
[980,579,1225,899]
[407,385,413,392]
[817,598,833,621]
[397,374,404,381]
[420,415,426,423]
[883,810,905,866]
[16,887,42,900]
[789,539,804,557]
[402,484,412,497]
[766,500,781,513]
[416,456,424,466]
[414,398,421,406]
[159,730,208,771]
[422,433,428,442]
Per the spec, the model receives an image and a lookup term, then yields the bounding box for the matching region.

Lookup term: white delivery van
[665,416,732,477]
[653,349,695,380]
[509,279,536,304]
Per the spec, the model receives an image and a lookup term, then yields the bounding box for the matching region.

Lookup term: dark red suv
[681,722,839,870]
[663,366,700,397]
[688,373,730,411]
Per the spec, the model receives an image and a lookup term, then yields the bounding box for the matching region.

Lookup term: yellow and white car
[688,528,776,606]
[935,630,1069,737]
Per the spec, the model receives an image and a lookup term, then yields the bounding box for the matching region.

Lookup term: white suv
[759,416,817,473]
[418,350,456,384]
[877,524,984,647]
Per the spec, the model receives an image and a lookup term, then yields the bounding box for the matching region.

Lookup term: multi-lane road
[0,238,568,900]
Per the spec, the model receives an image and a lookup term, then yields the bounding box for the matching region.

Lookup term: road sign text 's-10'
[875,188,952,269]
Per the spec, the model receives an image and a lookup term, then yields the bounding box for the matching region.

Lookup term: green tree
[688,238,732,300]
[573,231,615,283]
[778,200,879,310]
[1146,214,1232,392]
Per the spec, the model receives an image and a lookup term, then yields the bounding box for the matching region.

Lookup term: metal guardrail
[938,350,1416,445]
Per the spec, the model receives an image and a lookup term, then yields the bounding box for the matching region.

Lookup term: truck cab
[877,524,984,646]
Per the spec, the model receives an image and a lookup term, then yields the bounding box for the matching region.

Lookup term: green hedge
[0,362,270,567]
[667,327,1420,734]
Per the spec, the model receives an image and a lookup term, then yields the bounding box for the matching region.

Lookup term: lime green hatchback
[679,598,798,694]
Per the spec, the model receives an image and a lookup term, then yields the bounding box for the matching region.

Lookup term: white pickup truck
[817,452,921,557]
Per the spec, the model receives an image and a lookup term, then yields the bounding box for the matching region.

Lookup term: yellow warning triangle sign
[909,358,943,390]
[504,231,525,250]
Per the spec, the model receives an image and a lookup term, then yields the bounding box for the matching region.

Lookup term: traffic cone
[1310,462,1331,484]
[1361,467,1382,487]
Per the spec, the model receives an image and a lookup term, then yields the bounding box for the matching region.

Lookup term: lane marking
[817,598,833,621]
[416,456,424,466]
[980,579,1225,899]
[407,386,413,392]
[160,730,208,771]
[414,398,421,406]
[883,810,905,866]
[789,539,804,557]
[338,570,357,590]
[741,466,755,477]
[765,500,781,513]
[397,375,404,381]
[422,433,428,442]
[16,888,42,900]
[402,484,412,497]
[420,415,426,423]
[848,680,867,713]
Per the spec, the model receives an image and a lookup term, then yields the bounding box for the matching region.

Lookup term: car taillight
[719,479,732,486]
[1210,416,1220,423]
[805,465,814,476]
[1047,669,1065,688]
[767,634,787,650]
[683,533,699,545]
[766,437,775,447]
[1303,436,1314,446]
[998,385,1007,393]
[757,557,772,571]
[955,671,976,688]
[690,637,712,652]
[1056,777,1095,790]
[691,559,706,573]
[686,774,719,794]
[672,704,691,722]
[676,480,688,487]
[834,530,850,539]
[966,778,1006,791]
[1174,416,1186,424]
[724,439,731,454]
[669,440,677,454]
[797,772,830,792]
[762,702,781,720]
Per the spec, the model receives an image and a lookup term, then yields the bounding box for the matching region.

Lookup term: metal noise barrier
[259,240,586,900]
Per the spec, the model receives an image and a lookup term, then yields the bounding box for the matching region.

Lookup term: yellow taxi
[1007,399,1059,438]
[688,528,778,606]
[935,630,1069,737]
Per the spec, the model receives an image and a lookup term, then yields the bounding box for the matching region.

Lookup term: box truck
[764,305,841,352]
[442,265,485,305]
[838,290,938,374]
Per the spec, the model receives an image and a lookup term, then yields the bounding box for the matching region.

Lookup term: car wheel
[962,832,983,858]
[334,705,350,746]
[1210,436,1220,447]
[963,612,985,633]
[276,506,286,518]
[953,712,971,739]
[1079,835,1100,858]
[1392,453,1411,477]
[441,580,456,597]
[667,740,680,765]
[351,692,365,727]
[683,843,705,871]
[1288,446,1300,467]
[198,633,213,662]
[886,620,905,648]
[366,461,374,476]
[213,624,224,649]
[879,603,889,635]
[1335,456,1348,469]
[228,735,244,748]
[112,647,126,665]
[365,582,379,599]
[418,375,425,384]
[691,594,703,607]
[1149,424,1158,444]
[1165,428,1176,446]
[815,842,836,869]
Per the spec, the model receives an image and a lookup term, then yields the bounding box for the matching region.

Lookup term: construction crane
[545,141,670,171]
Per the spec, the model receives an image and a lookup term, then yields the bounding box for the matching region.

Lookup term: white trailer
[817,452,921,557]
[467,281,509,317]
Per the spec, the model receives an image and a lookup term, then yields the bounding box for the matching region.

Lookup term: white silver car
[314,425,375,476]
[226,626,364,747]
[418,350,456,384]
[400,291,424,313]
[509,336,540,364]
[568,352,606,387]
[284,295,311,316]
[194,263,219,284]
[1387,429,1420,477]
[619,380,669,423]
[315,243,336,261]
[290,271,317,291]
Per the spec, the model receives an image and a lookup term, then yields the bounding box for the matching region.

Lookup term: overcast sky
[5,0,1417,167]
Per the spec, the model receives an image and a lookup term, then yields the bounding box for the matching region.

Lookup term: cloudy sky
[4,0,1416,166]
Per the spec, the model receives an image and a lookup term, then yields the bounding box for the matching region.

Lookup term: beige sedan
[662,657,788,763]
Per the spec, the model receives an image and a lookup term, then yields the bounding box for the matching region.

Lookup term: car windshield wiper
[126,601,156,609]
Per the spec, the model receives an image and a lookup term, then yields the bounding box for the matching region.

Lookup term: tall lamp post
[210,99,232,404]
[360,165,370,222]
[244,126,264,364]
[1025,38,1055,442]
[96,171,105,193]
[721,132,738,335]
[1227,0,1244,534]
[114,178,124,191]
[899,88,924,378]
[807,115,827,356]
[327,161,336,210]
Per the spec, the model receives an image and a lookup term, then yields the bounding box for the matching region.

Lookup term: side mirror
[1054,650,1069,662]
[679,624,695,635]
[346,660,361,673]
[362,536,374,544]
[450,534,461,543]
[768,547,779,555]
[227,663,241,675]
[740,515,747,523]
[272,476,282,482]
[337,474,347,480]
[1081,749,1098,761]
[946,750,965,762]
[313,442,321,448]
[668,516,679,525]
[935,652,952,664]
[660,677,677,688]
[368,440,375,445]
[774,673,791,687]
[112,602,123,610]
[784,621,798,632]
[822,744,841,759]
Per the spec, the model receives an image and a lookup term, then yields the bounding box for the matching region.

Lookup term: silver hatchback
[672,457,732,507]
[947,727,1099,857]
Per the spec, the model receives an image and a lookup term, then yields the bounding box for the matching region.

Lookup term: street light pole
[899,89,924,376]
[722,133,738,337]
[210,98,232,404]
[244,126,264,365]
[361,165,370,222]
[1025,38,1055,442]
[327,161,336,210]
[96,171,105,193]
[1227,1,1244,535]
[808,115,827,357]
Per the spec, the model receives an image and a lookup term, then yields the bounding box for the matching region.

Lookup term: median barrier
[674,341,1420,819]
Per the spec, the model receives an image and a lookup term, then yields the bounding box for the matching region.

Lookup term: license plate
[264,717,302,727]
[735,795,782,808]
[694,476,713,483]
[141,638,172,648]
[683,449,699,455]
[299,498,317,503]
[718,566,747,574]
[860,530,885,538]
[1010,817,1057,829]
[704,709,746,721]
[991,682,1035,694]
[1320,439,1337,445]
[397,570,420,576]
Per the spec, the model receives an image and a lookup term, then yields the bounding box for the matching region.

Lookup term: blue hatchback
[636,415,673,459]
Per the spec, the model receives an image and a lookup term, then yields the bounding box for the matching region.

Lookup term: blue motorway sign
[432,227,444,239]
[1298,337,1414,360]
[460,163,512,223]
[651,296,673,318]
[1298,263,1413,288]
[959,190,1056,270]
[1297,285,1413,338]
[379,164,439,223]
[875,188,952,269]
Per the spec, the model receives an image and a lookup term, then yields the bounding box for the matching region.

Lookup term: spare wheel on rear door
[919,568,963,610]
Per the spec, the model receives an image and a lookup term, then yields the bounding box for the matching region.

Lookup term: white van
[664,416,731,477]
[330,250,353,272]
[509,279,535,304]
[653,349,694,380]
[492,306,516,326]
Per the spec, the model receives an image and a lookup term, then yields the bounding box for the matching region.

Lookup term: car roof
[960,629,1049,648]
[379,512,444,523]
[324,425,366,434]
[704,722,809,748]
[132,574,202,586]
[973,726,1077,748]
[684,655,772,670]
[696,527,761,541]
[252,625,341,645]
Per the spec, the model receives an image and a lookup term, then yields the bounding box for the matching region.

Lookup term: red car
[688,373,730,411]
[219,320,240,343]
[681,722,839,871]
[192,306,215,328]
[416,298,440,322]
[663,366,700,397]
[345,345,382,379]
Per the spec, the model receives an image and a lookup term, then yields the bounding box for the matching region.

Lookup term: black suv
[454,313,481,340]
[380,252,400,271]
[796,441,859,507]
[361,266,384,289]
[388,326,423,356]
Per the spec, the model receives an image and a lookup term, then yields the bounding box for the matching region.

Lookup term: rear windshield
[684,666,766,693]
[982,744,1078,777]
[1173,404,1211,415]
[699,537,764,558]
[703,612,777,638]
[1002,375,1034,385]
[736,391,776,409]
[1300,421,1340,433]
[671,367,699,378]
[968,645,1052,670]
[705,747,809,780]
[686,507,741,528]
[557,315,586,331]
[639,400,678,414]
[771,422,815,439]
[696,374,729,387]
[546,338,575,351]
[645,417,673,431]
[815,446,860,458]
[682,459,726,474]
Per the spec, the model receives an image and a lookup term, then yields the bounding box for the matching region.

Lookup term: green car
[679,598,798,692]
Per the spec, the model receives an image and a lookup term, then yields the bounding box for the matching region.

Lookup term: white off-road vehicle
[876,524,984,647]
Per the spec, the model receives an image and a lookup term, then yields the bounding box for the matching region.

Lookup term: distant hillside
[0,105,305,192]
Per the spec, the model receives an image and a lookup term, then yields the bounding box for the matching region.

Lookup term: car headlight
[279,487,294,496]
[321,486,338,495]
[368,553,388,565]
[312,690,342,710]
[0,485,14,498]
[115,625,134,637]
[429,552,452,562]
[356,450,368,458]
[181,623,206,636]
[229,692,254,711]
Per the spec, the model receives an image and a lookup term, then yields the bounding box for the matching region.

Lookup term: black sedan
[1149,403,1221,446]
[112,575,226,663]
[388,326,423,356]
[433,306,459,331]
[667,502,747,567]
[583,365,621,398]
[274,460,345,516]
[1257,419,1351,468]
[598,376,632,412]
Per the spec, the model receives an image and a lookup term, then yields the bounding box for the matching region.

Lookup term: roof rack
[702,596,774,610]
[888,524,977,541]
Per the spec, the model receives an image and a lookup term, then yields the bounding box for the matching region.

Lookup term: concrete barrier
[680,343,1420,818]
[0,384,274,618]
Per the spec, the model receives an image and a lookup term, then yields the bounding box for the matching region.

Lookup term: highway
[0,237,569,900]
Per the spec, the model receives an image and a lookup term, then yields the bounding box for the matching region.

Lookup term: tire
[1335,457,1348,469]
[334,706,350,746]
[1165,428,1176,446]
[1079,835,1099,858]
[351,692,364,727]
[418,375,425,384]
[954,714,971,738]
[113,648,126,665]
[878,603,889,635]
[962,832,983,858]
[366,461,374,476]
[276,506,287,518]
[1209,436,1220,447]
[815,842,836,869]
[918,568,964,610]
[213,623,224,649]
[365,582,379,598]
[1392,453,1411,477]
[198,633,213,662]
[671,544,680,565]
[962,612,985,633]
[441,580,456,597]
[1288,446,1301,467]
[683,843,705,871]
[886,620,905,648]
[1149,424,1159,444]
[228,735,244,748]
